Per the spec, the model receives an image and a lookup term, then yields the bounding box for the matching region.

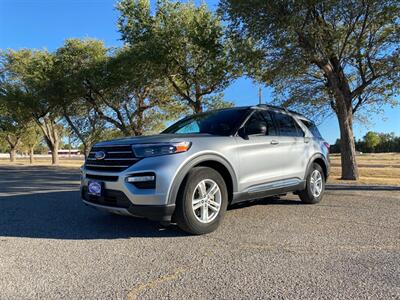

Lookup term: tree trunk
[35,115,60,165]
[194,97,203,113]
[335,101,359,180]
[29,147,34,164]
[320,58,359,180]
[49,141,59,165]
[9,148,16,163]
[83,144,90,160]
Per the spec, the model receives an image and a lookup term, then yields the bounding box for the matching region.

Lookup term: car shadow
[228,196,301,211]
[0,190,189,240]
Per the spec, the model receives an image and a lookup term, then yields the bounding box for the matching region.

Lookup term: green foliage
[0,133,9,152]
[0,48,62,163]
[0,79,32,151]
[221,0,399,119]
[221,0,399,179]
[363,131,381,152]
[19,122,42,152]
[52,38,181,137]
[331,132,400,153]
[118,0,239,113]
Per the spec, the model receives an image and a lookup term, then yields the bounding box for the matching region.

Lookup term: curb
[326,184,400,191]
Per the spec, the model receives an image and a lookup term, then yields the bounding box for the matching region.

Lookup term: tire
[175,167,228,235]
[299,163,325,204]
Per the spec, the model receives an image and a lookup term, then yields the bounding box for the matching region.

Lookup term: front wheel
[175,167,228,235]
[298,163,325,204]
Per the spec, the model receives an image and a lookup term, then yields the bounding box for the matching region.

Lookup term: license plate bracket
[88,181,103,197]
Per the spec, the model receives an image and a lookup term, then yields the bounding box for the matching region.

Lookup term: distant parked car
[81,105,330,234]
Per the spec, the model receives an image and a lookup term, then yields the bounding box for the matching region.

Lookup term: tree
[19,122,42,164]
[117,0,239,113]
[53,38,178,137]
[50,39,109,157]
[1,49,62,165]
[221,0,399,180]
[0,84,31,162]
[364,131,381,152]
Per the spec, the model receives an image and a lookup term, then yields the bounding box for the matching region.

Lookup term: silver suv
[81,105,330,234]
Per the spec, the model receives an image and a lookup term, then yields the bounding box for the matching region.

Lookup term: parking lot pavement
[0,166,399,299]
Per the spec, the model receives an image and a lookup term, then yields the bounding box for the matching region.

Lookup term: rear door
[269,110,308,180]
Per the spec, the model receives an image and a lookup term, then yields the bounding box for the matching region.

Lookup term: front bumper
[81,187,175,221]
[80,153,189,222]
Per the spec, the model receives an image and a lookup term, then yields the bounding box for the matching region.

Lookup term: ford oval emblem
[95,151,106,160]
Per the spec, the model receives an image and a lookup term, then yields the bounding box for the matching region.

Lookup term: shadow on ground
[0,190,190,239]
[0,190,305,240]
[1,165,397,240]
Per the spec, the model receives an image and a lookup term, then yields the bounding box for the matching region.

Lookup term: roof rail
[256,104,304,117]
[256,104,288,112]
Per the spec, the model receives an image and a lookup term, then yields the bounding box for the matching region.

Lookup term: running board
[232,178,305,204]
[247,178,302,194]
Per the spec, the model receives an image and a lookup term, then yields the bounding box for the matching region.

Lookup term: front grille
[85,145,140,172]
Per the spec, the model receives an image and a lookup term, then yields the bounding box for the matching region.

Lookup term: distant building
[47,149,81,155]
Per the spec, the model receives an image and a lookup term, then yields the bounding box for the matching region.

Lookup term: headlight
[132,142,191,158]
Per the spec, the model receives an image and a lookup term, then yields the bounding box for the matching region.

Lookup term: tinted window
[244,112,266,135]
[302,120,323,138]
[163,109,248,136]
[272,112,304,137]
[244,111,278,136]
[261,111,278,136]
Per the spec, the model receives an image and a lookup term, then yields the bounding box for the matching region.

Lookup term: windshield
[162,109,248,136]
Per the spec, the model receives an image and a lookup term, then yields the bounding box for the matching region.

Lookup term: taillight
[323,142,330,152]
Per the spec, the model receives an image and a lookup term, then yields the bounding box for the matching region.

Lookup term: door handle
[270,140,279,145]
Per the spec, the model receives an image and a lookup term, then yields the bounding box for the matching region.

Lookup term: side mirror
[247,121,267,136]
[238,127,249,140]
[238,122,267,140]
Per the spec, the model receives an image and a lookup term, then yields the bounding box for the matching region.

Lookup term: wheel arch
[167,154,238,205]
[306,153,329,180]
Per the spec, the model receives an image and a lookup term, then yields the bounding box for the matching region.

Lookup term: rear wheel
[175,167,228,235]
[299,163,325,204]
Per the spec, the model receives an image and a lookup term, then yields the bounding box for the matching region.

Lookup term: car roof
[249,104,311,122]
[197,104,312,123]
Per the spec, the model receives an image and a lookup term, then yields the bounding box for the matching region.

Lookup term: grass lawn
[1,153,399,186]
[329,153,400,186]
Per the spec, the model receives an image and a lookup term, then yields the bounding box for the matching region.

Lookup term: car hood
[93,133,222,147]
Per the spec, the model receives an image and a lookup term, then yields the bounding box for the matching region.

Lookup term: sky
[1,0,399,144]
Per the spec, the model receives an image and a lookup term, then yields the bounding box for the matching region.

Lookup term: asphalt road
[0,165,399,299]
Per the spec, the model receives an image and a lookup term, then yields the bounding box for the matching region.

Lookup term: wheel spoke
[198,181,207,197]
[208,183,219,196]
[208,200,220,212]
[192,179,222,224]
[310,170,323,197]
[192,199,203,211]
[201,204,208,222]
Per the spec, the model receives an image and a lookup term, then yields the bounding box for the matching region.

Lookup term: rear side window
[272,112,304,137]
[302,120,323,139]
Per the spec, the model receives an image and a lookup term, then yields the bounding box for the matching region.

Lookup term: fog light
[126,173,156,189]
[126,175,155,183]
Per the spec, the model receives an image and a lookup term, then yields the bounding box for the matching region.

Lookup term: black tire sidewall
[177,167,228,235]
